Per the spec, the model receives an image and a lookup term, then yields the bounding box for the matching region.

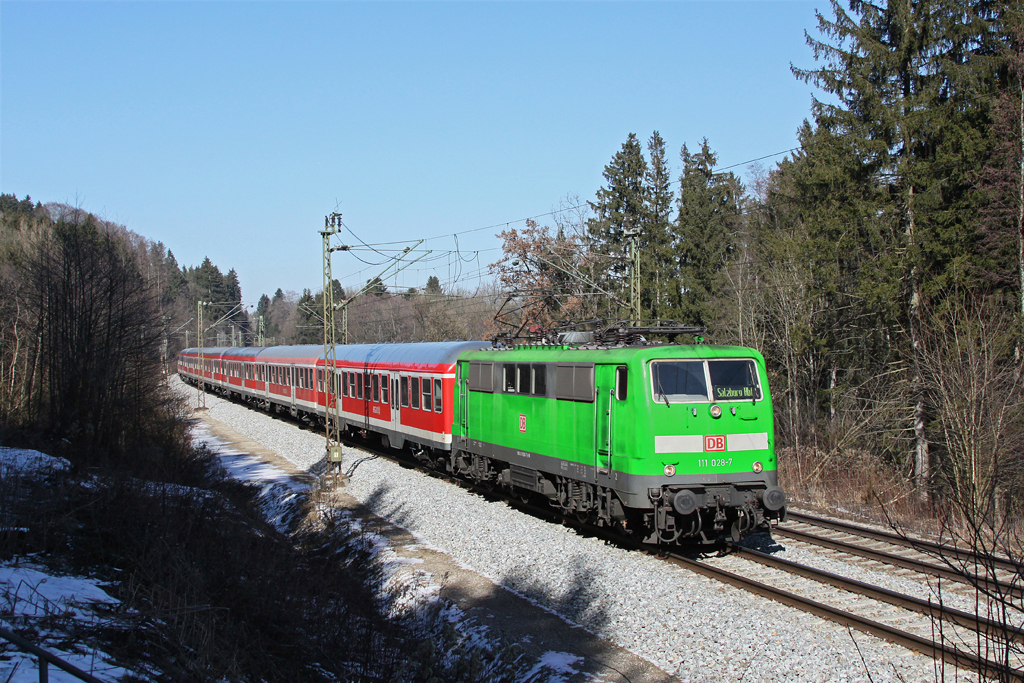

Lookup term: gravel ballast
[184,381,956,682]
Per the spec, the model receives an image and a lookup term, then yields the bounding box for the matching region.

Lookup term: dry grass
[778,445,945,537]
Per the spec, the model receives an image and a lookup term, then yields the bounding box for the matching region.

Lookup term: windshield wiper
[655,377,670,407]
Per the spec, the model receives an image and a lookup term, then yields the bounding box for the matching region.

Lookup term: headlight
[709,404,722,418]
[664,464,676,477]
[752,461,763,473]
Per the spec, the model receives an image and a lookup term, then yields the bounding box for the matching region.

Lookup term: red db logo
[519,414,527,432]
[705,435,726,452]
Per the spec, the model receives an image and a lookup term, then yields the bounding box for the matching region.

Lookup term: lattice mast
[196,300,206,411]
[321,214,344,472]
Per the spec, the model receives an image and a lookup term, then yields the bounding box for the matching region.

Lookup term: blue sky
[2,1,822,302]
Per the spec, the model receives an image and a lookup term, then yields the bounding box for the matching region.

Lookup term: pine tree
[644,131,677,320]
[587,133,649,319]
[675,139,741,330]
[294,289,320,344]
[425,275,442,296]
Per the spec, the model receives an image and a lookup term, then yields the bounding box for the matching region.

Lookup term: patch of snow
[523,651,584,682]
[1,561,129,682]
[0,447,70,475]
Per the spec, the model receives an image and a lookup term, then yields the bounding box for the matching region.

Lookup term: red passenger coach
[177,341,490,454]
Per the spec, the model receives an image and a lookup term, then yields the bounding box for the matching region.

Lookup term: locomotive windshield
[708,359,762,401]
[651,361,707,403]
[651,359,762,403]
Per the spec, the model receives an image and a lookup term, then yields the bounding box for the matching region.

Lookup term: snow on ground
[1,481,129,682]
[0,447,70,476]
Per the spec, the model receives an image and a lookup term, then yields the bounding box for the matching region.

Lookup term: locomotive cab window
[708,359,762,401]
[651,361,708,403]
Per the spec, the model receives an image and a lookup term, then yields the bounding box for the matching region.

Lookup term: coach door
[389,373,401,433]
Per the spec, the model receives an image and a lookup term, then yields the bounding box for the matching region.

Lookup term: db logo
[519,414,527,432]
[704,435,726,452]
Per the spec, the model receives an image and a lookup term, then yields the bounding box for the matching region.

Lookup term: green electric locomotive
[450,342,786,544]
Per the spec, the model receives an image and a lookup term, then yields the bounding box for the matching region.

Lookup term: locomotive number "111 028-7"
[698,458,733,468]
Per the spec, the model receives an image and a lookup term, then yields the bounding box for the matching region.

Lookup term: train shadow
[737,530,786,554]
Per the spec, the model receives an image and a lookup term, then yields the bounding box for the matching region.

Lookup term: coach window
[364,373,371,400]
[356,373,364,399]
[381,375,389,404]
[433,378,442,412]
[372,374,380,403]
[422,378,431,411]
[401,376,409,407]
[342,372,349,397]
[411,377,421,409]
[317,369,324,392]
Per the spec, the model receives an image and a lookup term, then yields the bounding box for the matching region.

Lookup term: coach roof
[182,342,491,369]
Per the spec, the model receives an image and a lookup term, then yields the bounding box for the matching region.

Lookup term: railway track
[776,513,1023,599]
[199,396,1024,680]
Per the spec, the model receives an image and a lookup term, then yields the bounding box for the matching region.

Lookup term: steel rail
[657,551,1024,683]
[787,511,1021,576]
[730,544,1024,646]
[773,525,1024,600]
